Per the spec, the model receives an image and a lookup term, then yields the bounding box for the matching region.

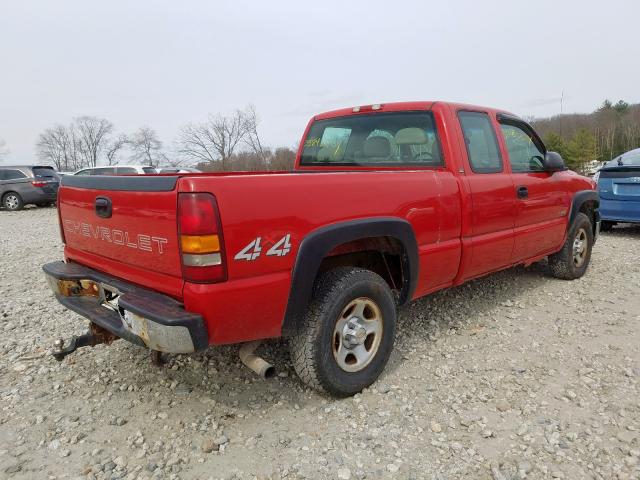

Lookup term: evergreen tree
[566,129,597,173]
[543,132,570,159]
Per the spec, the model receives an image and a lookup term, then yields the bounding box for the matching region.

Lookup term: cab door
[456,110,517,279]
[496,115,568,262]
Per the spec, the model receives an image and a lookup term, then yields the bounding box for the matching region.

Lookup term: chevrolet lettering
[63,220,168,253]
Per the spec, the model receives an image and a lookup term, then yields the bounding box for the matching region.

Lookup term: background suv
[0,165,59,211]
[74,165,157,175]
[595,148,640,230]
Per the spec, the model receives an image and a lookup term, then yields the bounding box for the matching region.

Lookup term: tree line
[21,98,640,174]
[36,118,163,171]
[532,99,640,172]
[34,105,295,172]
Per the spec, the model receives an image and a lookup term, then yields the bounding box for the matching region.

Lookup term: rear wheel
[600,220,615,232]
[548,212,594,280]
[3,192,24,211]
[289,267,396,397]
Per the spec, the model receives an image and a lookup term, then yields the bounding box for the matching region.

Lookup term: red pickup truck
[44,101,600,396]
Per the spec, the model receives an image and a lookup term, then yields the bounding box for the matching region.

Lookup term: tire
[548,212,594,280]
[600,220,615,232]
[289,267,397,397]
[3,192,24,211]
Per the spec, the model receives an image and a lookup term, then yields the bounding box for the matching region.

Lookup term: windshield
[31,167,59,179]
[609,149,640,167]
[300,111,443,167]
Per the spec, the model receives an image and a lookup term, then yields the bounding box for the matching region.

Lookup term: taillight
[31,180,47,187]
[178,193,226,283]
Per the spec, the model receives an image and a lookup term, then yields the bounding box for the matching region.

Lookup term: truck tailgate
[58,175,183,294]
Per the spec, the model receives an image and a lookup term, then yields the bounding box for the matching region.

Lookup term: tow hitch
[51,323,119,361]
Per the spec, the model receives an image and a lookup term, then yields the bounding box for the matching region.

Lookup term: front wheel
[548,212,594,280]
[289,267,397,397]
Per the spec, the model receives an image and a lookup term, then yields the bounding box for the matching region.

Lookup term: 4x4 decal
[234,234,292,261]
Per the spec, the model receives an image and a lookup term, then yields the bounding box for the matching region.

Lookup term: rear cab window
[300,111,444,167]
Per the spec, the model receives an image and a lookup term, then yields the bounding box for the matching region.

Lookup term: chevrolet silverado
[43,101,600,396]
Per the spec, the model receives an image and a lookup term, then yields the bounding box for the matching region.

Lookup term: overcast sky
[1,0,638,165]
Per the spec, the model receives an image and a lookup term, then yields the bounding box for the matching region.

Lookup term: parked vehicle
[0,165,59,211]
[158,167,201,174]
[43,101,600,396]
[595,148,640,231]
[74,165,157,175]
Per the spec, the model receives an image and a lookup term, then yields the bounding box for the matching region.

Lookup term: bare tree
[74,116,113,168]
[130,127,163,167]
[177,108,252,170]
[36,125,78,171]
[0,139,8,162]
[242,105,266,162]
[269,147,296,171]
[36,129,64,170]
[105,134,129,166]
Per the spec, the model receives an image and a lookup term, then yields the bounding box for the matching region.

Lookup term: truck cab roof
[314,101,517,121]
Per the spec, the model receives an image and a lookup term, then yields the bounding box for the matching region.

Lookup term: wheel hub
[572,228,588,267]
[343,318,367,348]
[332,297,383,373]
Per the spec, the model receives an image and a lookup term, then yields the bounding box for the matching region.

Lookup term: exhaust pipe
[239,341,275,379]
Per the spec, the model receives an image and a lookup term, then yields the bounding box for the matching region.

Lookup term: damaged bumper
[43,261,208,353]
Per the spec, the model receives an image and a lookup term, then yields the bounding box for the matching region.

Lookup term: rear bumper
[600,198,640,223]
[42,261,208,353]
[22,190,57,204]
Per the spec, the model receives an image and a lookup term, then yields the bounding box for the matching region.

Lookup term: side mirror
[543,151,566,172]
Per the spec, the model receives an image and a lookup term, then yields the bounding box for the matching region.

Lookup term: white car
[157,167,201,174]
[74,165,157,176]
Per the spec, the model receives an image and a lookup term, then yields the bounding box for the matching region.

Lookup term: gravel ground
[1,207,639,480]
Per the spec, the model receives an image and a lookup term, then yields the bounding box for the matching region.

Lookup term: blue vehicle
[595,148,640,231]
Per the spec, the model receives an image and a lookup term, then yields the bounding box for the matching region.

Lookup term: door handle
[516,186,528,199]
[95,196,112,218]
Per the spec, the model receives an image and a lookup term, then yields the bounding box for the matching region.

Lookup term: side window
[94,167,115,176]
[3,169,27,180]
[458,111,502,173]
[116,167,137,174]
[499,123,545,173]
